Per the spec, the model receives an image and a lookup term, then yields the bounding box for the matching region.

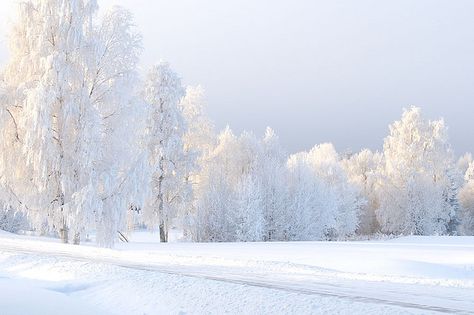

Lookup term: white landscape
[0,231,473,314]
[1,0,474,314]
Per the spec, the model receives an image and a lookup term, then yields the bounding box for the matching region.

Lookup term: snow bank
[0,276,111,315]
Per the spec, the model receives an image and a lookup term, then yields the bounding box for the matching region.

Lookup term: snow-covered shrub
[0,205,28,233]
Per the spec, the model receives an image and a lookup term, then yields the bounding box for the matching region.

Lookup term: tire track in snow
[0,244,473,315]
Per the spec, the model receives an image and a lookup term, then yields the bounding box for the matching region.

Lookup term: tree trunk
[59,221,69,244]
[157,156,168,243]
[158,195,167,242]
[73,232,80,245]
[159,220,167,243]
[57,184,68,243]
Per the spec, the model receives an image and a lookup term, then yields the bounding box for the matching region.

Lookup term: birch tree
[5,0,103,244]
[377,107,459,235]
[178,85,216,238]
[259,128,289,241]
[88,6,143,246]
[142,62,190,242]
[0,0,142,245]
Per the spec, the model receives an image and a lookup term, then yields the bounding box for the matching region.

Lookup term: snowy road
[0,232,473,314]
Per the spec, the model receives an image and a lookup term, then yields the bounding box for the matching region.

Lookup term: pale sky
[1,0,473,155]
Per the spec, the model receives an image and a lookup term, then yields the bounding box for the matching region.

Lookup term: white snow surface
[0,231,473,314]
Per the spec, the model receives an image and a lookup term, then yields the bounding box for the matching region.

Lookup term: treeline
[0,0,473,246]
[189,107,474,242]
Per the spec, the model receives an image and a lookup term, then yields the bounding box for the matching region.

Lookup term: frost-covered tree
[457,153,473,177]
[259,128,289,241]
[377,107,459,235]
[180,86,215,159]
[0,74,28,233]
[234,175,264,241]
[142,62,190,242]
[0,0,142,246]
[287,143,362,240]
[178,86,216,238]
[232,132,265,241]
[193,128,266,242]
[342,149,383,234]
[2,0,103,244]
[459,162,474,235]
[0,76,26,212]
[287,153,337,240]
[193,127,240,241]
[89,6,144,246]
[310,143,363,237]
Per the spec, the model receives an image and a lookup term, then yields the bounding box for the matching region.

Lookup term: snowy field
[0,232,473,315]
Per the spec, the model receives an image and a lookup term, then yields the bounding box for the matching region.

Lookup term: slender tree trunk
[58,190,68,243]
[159,220,167,242]
[57,149,68,243]
[158,194,167,242]
[73,232,80,245]
[158,156,168,243]
[59,220,69,244]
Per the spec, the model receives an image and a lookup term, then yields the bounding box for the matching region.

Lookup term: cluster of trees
[191,131,363,242]
[1,0,473,246]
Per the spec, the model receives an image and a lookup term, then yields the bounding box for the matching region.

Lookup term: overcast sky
[1,0,473,155]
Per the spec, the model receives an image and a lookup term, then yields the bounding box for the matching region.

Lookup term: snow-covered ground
[0,231,473,315]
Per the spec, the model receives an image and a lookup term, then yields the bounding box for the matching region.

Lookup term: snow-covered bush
[0,206,28,233]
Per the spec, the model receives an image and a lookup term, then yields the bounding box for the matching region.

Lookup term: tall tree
[259,128,289,241]
[142,62,189,242]
[0,0,142,246]
[179,85,215,238]
[89,6,143,246]
[4,0,103,244]
[377,107,459,235]
[193,127,241,242]
[287,152,337,240]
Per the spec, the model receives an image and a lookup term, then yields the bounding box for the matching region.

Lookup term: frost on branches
[377,107,460,235]
[342,150,383,235]
[141,63,191,243]
[0,0,142,246]
[1,0,473,245]
[287,144,362,240]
